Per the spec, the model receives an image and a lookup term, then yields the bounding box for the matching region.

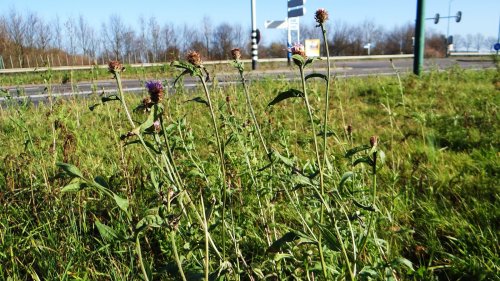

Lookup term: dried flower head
[346,124,353,135]
[186,50,202,66]
[231,48,241,60]
[108,60,124,74]
[145,80,164,103]
[370,135,378,147]
[315,8,329,25]
[290,43,307,59]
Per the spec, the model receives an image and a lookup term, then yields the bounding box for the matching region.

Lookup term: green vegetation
[0,62,498,280]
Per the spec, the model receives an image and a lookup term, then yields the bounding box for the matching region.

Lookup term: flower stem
[199,76,228,260]
[298,65,328,279]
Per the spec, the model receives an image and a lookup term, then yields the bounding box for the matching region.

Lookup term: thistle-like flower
[370,135,378,148]
[108,60,124,75]
[145,80,164,103]
[186,50,202,66]
[231,48,241,61]
[315,8,329,25]
[290,43,307,59]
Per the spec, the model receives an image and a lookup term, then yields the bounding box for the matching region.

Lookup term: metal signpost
[287,0,306,65]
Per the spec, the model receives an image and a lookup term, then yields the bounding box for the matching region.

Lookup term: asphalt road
[1,57,496,104]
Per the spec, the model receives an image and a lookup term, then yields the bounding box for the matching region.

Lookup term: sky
[2,0,499,45]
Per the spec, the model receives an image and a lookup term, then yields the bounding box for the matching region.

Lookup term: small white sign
[288,17,299,31]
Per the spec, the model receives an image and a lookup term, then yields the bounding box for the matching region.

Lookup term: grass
[0,63,498,280]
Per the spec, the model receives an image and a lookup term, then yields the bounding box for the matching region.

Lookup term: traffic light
[456,11,462,23]
[434,13,440,24]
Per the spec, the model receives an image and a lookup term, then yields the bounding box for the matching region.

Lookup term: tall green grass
[0,66,498,280]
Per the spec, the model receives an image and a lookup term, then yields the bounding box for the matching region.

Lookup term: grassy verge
[0,66,498,280]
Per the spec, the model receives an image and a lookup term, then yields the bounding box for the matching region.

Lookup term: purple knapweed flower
[145,80,164,103]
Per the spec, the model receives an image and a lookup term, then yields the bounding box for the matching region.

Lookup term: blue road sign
[494,43,500,51]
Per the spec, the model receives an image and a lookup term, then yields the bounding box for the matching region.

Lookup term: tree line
[0,8,497,68]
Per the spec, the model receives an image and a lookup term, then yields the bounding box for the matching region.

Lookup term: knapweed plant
[56,8,416,281]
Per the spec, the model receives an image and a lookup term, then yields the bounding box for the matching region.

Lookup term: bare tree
[202,16,212,59]
[485,36,497,52]
[473,33,485,52]
[4,8,27,64]
[452,34,464,51]
[147,16,161,62]
[464,34,474,52]
[52,16,63,51]
[161,22,179,61]
[65,17,77,55]
[35,19,52,52]
[102,14,128,60]
[382,22,414,54]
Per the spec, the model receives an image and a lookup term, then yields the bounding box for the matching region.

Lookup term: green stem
[298,65,327,279]
[238,68,269,155]
[199,76,227,260]
[136,236,150,281]
[170,231,187,281]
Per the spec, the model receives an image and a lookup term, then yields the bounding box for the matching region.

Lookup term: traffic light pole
[413,0,425,76]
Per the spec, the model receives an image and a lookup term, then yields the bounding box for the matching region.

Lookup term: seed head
[231,48,241,60]
[145,80,164,103]
[315,8,329,25]
[289,43,307,59]
[186,50,202,66]
[346,124,353,135]
[370,135,378,148]
[108,60,124,74]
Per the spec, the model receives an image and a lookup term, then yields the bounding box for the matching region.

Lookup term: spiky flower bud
[315,8,329,25]
[346,124,353,135]
[145,80,164,103]
[290,43,307,59]
[231,48,241,60]
[108,60,124,74]
[370,135,378,148]
[186,51,202,66]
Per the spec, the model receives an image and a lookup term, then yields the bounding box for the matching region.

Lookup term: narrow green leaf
[94,176,109,189]
[113,194,129,213]
[353,156,375,167]
[95,221,119,242]
[305,73,328,81]
[61,181,86,193]
[339,171,354,191]
[392,257,415,271]
[345,144,371,158]
[136,215,164,232]
[270,149,295,167]
[318,225,341,251]
[184,96,209,106]
[266,231,300,253]
[273,253,293,261]
[267,89,304,107]
[56,162,84,179]
[101,95,120,103]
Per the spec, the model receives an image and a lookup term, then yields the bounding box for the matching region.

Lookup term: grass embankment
[0,67,498,280]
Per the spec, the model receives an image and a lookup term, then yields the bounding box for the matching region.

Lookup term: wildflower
[108,60,124,75]
[153,120,161,132]
[231,48,241,60]
[289,43,307,59]
[186,50,202,66]
[145,80,164,103]
[370,135,378,148]
[315,8,329,25]
[346,124,353,135]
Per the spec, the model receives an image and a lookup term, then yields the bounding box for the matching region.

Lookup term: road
[1,57,495,104]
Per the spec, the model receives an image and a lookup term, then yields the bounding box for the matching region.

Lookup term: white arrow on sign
[265,20,288,29]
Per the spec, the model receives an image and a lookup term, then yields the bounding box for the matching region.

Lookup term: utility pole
[251,0,258,70]
[413,0,425,75]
